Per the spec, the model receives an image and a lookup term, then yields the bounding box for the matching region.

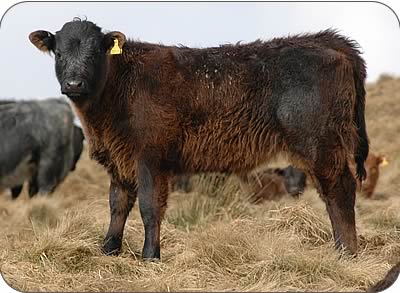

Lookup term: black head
[71,125,85,171]
[29,18,126,102]
[275,166,306,197]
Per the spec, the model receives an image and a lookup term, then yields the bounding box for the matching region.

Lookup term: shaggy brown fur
[30,19,369,259]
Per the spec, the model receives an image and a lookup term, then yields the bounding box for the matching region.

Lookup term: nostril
[65,80,84,90]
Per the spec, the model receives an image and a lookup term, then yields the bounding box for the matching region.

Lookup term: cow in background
[0,100,17,105]
[0,98,84,199]
[349,152,388,198]
[71,125,85,171]
[239,166,307,202]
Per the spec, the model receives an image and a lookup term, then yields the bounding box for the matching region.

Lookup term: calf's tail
[353,60,369,181]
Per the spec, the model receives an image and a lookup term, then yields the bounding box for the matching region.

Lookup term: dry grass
[1,75,399,291]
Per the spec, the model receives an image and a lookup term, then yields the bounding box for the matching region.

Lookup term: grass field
[0,75,399,292]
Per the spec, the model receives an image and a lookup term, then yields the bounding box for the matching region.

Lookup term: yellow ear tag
[380,157,389,167]
[110,39,122,55]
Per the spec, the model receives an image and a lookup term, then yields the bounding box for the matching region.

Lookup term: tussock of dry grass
[1,76,400,291]
[264,204,332,246]
[167,175,254,231]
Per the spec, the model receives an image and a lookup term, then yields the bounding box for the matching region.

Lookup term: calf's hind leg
[314,162,358,255]
[103,179,137,255]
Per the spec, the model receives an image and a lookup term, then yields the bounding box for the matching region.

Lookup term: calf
[30,19,368,258]
[241,166,306,202]
[0,99,84,198]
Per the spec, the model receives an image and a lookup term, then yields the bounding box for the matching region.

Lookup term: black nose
[62,79,87,95]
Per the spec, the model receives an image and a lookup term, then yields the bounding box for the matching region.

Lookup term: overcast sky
[0,2,399,99]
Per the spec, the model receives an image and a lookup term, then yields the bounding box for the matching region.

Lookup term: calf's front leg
[103,179,137,255]
[137,161,168,260]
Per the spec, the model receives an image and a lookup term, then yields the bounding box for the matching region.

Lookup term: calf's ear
[104,31,126,53]
[29,30,55,53]
[378,155,389,167]
[274,168,285,176]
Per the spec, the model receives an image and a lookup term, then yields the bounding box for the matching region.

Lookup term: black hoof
[102,237,122,256]
[142,257,161,262]
[142,246,160,260]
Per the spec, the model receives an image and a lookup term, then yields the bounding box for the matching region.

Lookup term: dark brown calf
[30,19,369,259]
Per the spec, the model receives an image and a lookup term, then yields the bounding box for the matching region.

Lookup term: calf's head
[29,19,126,102]
[275,166,307,197]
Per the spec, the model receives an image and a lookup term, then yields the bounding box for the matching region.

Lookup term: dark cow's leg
[11,185,23,199]
[137,161,168,260]
[28,173,39,198]
[316,163,358,254]
[103,179,137,255]
[36,159,59,195]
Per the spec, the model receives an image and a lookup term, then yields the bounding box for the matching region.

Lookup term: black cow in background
[0,100,17,106]
[0,98,85,199]
[71,125,85,171]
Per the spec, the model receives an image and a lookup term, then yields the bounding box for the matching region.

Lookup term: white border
[0,1,399,292]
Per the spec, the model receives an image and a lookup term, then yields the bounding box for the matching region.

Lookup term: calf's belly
[181,129,282,174]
